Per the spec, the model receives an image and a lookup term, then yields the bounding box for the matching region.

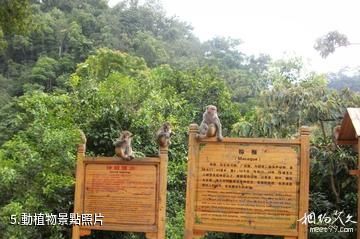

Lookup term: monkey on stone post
[157,122,174,147]
[114,130,135,160]
[197,105,223,141]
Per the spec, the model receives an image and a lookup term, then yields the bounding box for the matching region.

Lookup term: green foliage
[0,0,32,35]
[231,58,360,239]
[133,32,169,67]
[202,37,244,70]
[30,56,58,91]
[327,69,360,92]
[0,92,80,239]
[0,49,241,238]
[232,59,360,138]
[0,29,7,53]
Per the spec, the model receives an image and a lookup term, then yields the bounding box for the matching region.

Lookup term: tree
[327,68,360,92]
[202,37,244,70]
[314,31,350,58]
[0,0,32,35]
[30,56,58,91]
[232,58,360,139]
[132,31,169,67]
[0,49,241,238]
[1,0,360,238]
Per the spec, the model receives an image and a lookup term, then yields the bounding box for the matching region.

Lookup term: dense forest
[0,0,360,239]
[328,70,360,92]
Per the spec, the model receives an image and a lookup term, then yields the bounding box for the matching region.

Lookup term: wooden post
[157,145,169,239]
[72,133,86,239]
[357,138,360,239]
[184,124,200,239]
[298,126,310,239]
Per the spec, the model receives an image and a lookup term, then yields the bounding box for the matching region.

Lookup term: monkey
[157,122,174,147]
[79,129,87,144]
[197,105,223,141]
[114,130,135,160]
[331,125,358,151]
[333,125,341,143]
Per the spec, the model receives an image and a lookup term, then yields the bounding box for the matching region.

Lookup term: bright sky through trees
[109,0,360,73]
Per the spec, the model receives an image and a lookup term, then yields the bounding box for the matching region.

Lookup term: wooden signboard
[334,108,360,239]
[185,124,310,239]
[72,141,169,239]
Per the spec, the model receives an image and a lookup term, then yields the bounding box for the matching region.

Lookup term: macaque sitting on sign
[157,122,174,147]
[197,105,223,141]
[333,125,341,143]
[114,130,135,160]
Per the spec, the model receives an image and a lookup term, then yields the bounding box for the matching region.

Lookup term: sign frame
[184,124,310,239]
[72,141,169,239]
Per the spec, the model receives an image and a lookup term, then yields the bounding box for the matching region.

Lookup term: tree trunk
[320,120,327,139]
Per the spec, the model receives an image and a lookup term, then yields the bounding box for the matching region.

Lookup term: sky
[108,0,360,73]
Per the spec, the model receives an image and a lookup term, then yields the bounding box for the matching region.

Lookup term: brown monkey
[114,131,134,160]
[79,129,87,144]
[333,125,341,142]
[157,122,173,147]
[197,105,223,141]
